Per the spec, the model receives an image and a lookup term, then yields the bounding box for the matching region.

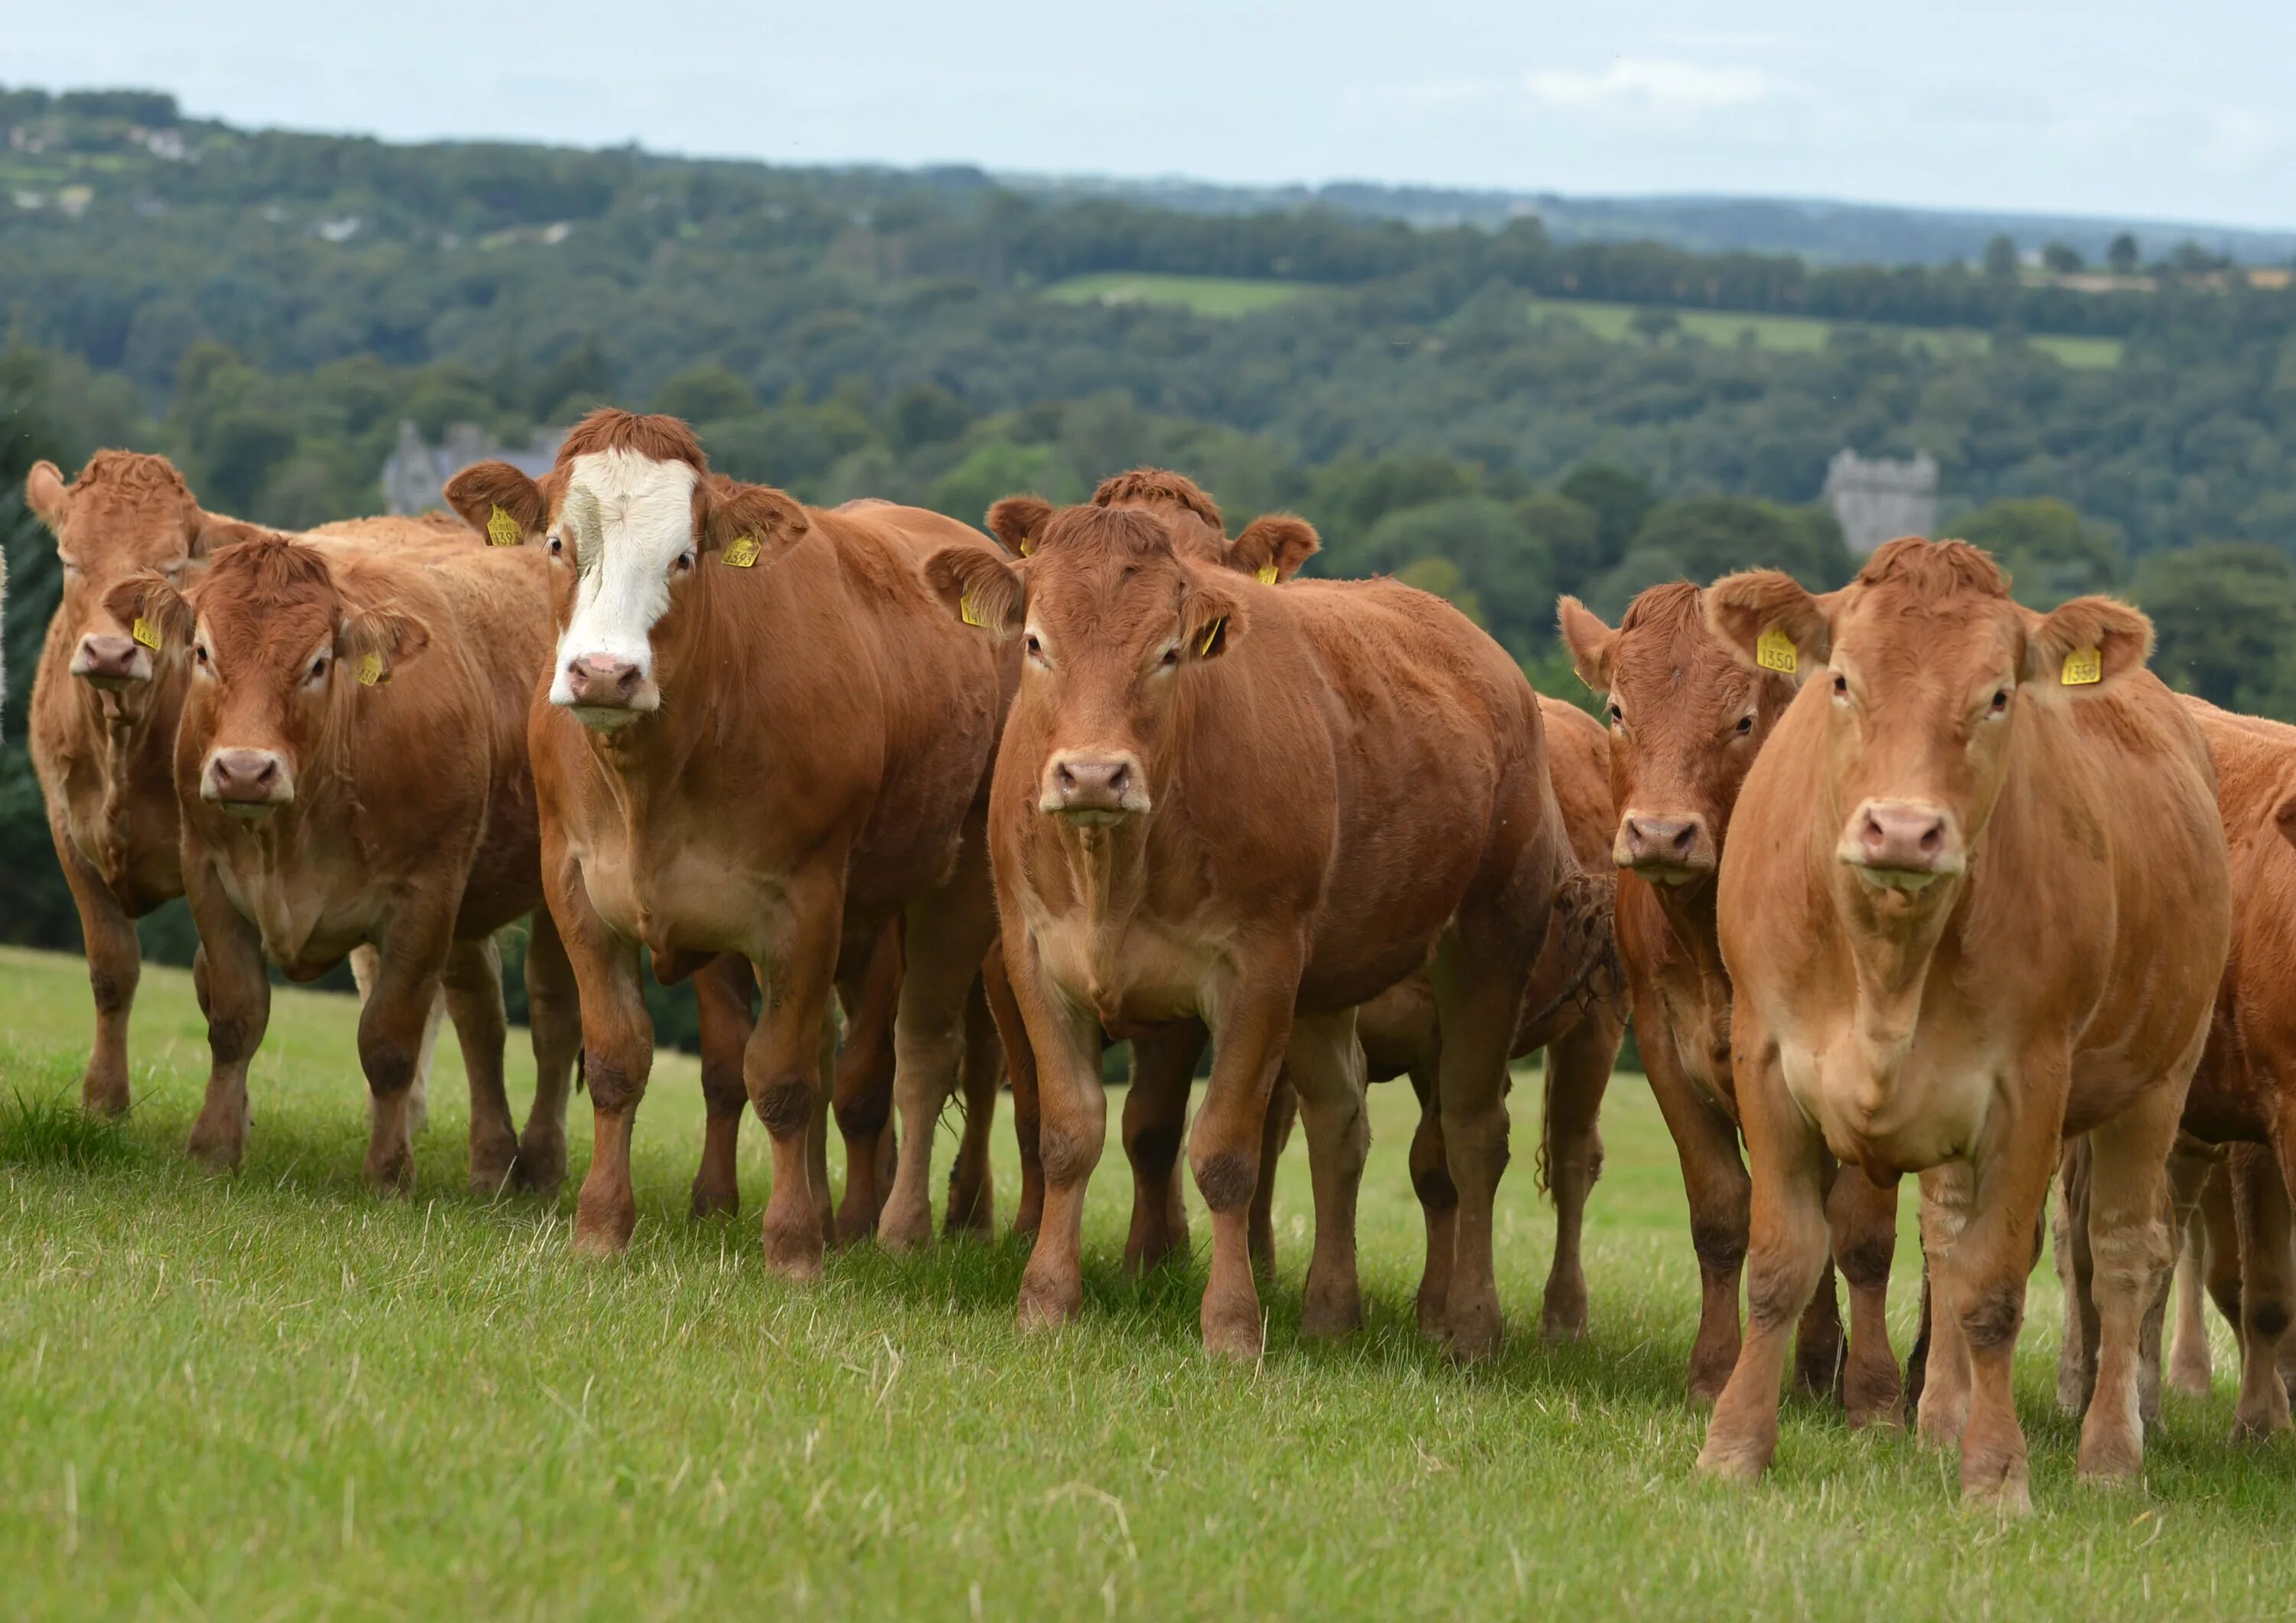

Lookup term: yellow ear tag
[1255,563,1280,585]
[2062,647,2102,686]
[722,534,762,568]
[960,593,985,629]
[1198,618,1224,657]
[357,651,383,687]
[1755,627,1798,675]
[485,505,521,547]
[1018,535,1035,557]
[132,616,163,651]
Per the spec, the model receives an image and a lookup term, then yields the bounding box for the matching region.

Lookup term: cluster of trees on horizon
[8,88,2296,1036]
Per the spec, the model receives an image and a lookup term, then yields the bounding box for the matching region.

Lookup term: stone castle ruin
[381,420,564,517]
[1822,450,1939,556]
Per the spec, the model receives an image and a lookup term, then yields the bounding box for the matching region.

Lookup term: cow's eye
[1989,688,2010,717]
[1159,646,1181,668]
[546,534,566,560]
[673,551,694,574]
[1832,674,1849,699]
[1024,633,1044,662]
[1735,714,1754,736]
[1607,702,1623,726]
[307,655,329,684]
[194,644,210,668]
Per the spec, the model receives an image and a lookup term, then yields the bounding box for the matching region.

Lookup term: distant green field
[1043,273,1315,316]
[1526,296,2124,369]
[6,942,2295,1618]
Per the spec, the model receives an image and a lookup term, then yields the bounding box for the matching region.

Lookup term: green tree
[1515,493,1605,601]
[2107,233,2141,276]
[1362,496,1551,655]
[653,364,760,424]
[1629,306,1681,344]
[2040,242,2083,274]
[1392,557,1486,626]
[1954,497,2118,606]
[2130,544,2296,717]
[1983,233,2020,281]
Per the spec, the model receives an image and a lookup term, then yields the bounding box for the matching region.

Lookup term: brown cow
[1696,537,2229,1507]
[926,501,1580,1357]
[1352,694,1626,1340]
[1559,584,1902,1422]
[25,452,465,1120]
[982,470,1317,1269]
[114,529,582,1189]
[443,411,1009,1274]
[2053,698,2296,1442]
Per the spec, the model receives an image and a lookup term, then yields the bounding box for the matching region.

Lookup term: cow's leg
[832,925,900,1245]
[2075,1066,2184,1487]
[808,1012,837,1243]
[1287,1009,1371,1341]
[1828,1161,1903,1429]
[2164,1151,2216,1398]
[182,860,269,1173]
[980,945,1042,1240]
[354,900,461,1194]
[516,905,581,1196]
[2229,1143,2294,1441]
[1642,1025,1751,1405]
[690,955,755,1219]
[556,874,654,1257]
[1011,943,1107,1334]
[2053,1142,2100,1417]
[1251,1076,1296,1275]
[2138,1150,2211,1429]
[943,975,1003,1239]
[1190,962,1299,1360]
[747,882,846,1282]
[881,862,998,1252]
[353,943,442,1138]
[436,935,518,1193]
[1697,1015,1829,1484]
[1406,1060,1456,1337]
[1430,930,1538,1363]
[52,823,142,1118]
[1123,1024,1202,1274]
[1539,1013,1618,1344]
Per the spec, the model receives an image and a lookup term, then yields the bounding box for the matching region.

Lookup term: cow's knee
[1691,1215,1748,1280]
[1962,1282,2023,1354]
[753,1073,814,1138]
[1193,1149,1256,1213]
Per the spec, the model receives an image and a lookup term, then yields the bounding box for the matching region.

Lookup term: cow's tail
[1520,868,1624,1043]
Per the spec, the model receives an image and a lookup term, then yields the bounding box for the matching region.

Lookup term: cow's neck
[77,674,184,894]
[1652,875,1729,989]
[1834,864,1962,1089]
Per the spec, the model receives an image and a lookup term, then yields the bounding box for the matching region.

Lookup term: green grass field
[2,942,2291,1618]
[1525,296,2124,369]
[1042,273,1316,316]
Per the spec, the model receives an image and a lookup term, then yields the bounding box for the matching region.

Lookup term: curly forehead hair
[1857,536,2008,599]
[1618,580,1707,638]
[555,409,710,471]
[198,535,335,603]
[1091,468,1224,534]
[1035,503,1176,559]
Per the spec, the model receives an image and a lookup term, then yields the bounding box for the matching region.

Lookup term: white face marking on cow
[549,448,700,720]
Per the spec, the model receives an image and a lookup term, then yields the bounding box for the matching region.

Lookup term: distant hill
[1001,176,2296,269]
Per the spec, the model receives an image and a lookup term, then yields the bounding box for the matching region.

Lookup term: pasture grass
[1525,296,2125,369]
[1,942,2291,1618]
[1042,273,1316,316]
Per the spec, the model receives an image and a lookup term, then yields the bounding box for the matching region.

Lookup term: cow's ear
[1231,514,1319,583]
[102,573,194,651]
[1555,596,1619,694]
[26,460,68,531]
[2275,790,2296,854]
[699,479,809,567]
[922,544,1024,642]
[1179,577,1247,662]
[191,511,278,558]
[336,605,432,686]
[985,495,1052,557]
[1706,570,1833,682]
[2024,594,2154,691]
[443,460,550,546]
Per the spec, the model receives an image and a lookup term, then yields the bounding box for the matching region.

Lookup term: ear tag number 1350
[1755,628,1797,675]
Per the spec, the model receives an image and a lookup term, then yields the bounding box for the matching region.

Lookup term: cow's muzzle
[1041,752,1150,824]
[1840,798,1963,890]
[204,747,294,817]
[70,633,152,690]
[1613,811,1717,883]
[559,654,658,729]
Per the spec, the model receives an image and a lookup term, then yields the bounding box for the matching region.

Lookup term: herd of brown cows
[24,416,2296,1511]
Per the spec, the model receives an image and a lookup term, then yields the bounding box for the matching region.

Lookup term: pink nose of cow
[1849,799,1958,879]
[565,655,643,708]
[1618,814,1715,878]
[72,634,146,686]
[206,748,293,812]
[1045,753,1145,820]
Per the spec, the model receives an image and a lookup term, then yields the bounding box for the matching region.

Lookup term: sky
[16,1,2296,230]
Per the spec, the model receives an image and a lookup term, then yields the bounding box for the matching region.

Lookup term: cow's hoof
[690,1179,739,1220]
[762,1216,824,1285]
[1692,1437,1769,1484]
[1538,1277,1590,1343]
[1202,1300,1264,1361]
[2229,1409,2289,1445]
[2074,1427,2142,1486]
[1016,1270,1081,1333]
[82,1076,132,1120]
[876,1196,932,1254]
[511,1136,568,1197]
[1443,1290,1503,1363]
[1960,1469,2033,1516]
[571,1200,635,1258]
[1300,1278,1362,1343]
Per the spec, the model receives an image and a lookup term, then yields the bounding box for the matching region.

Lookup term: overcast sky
[16,1,2293,229]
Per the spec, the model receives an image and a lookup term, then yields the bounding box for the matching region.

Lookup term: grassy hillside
[1526,296,2125,368]
[1042,273,1317,316]
[3,944,2291,1618]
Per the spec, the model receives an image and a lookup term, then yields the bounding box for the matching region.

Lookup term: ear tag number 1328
[1755,628,1797,675]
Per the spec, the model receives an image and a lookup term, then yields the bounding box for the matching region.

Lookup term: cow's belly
[1781,1022,2000,1176]
[579,841,782,961]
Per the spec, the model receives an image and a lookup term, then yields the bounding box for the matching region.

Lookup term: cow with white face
[446,410,1015,1272]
